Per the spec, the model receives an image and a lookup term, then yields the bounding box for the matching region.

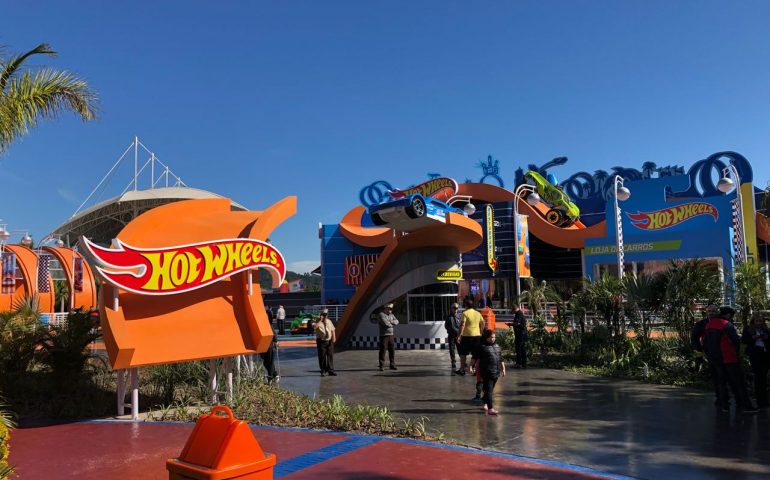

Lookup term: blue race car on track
[369,194,465,232]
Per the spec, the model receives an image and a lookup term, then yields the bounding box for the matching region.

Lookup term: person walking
[473,328,506,415]
[456,299,484,375]
[260,321,279,382]
[742,312,769,409]
[513,305,528,368]
[445,302,462,371]
[704,305,757,413]
[378,303,399,371]
[313,309,336,376]
[276,304,286,335]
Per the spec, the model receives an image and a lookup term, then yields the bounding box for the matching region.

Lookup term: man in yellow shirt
[456,299,484,375]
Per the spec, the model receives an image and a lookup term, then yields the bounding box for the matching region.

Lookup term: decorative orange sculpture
[84,196,296,369]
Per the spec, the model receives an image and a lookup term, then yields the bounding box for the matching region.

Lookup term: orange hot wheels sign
[627,202,718,230]
[82,237,285,295]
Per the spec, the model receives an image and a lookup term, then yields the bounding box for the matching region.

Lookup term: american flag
[37,253,51,293]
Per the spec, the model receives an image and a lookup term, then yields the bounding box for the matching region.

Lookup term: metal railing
[304,304,347,323]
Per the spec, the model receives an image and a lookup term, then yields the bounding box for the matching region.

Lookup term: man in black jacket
[513,305,527,368]
[691,305,719,406]
[445,302,461,371]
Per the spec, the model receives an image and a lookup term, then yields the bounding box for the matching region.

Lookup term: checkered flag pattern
[37,253,51,293]
[732,199,745,262]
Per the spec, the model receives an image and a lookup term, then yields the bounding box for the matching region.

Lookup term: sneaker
[328,371,338,376]
[378,366,384,371]
[472,396,482,403]
[320,372,326,377]
[390,366,398,370]
[455,369,465,376]
[488,408,499,415]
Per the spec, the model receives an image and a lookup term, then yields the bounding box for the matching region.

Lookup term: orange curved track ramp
[457,183,606,249]
[42,247,97,311]
[0,245,54,313]
[336,211,482,347]
[99,197,296,369]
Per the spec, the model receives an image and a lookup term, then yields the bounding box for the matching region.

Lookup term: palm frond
[0,68,98,153]
[0,43,56,92]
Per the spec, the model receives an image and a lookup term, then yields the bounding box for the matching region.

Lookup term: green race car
[523,171,580,226]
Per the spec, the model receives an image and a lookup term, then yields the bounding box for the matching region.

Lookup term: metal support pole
[133,136,139,191]
[225,357,233,403]
[724,165,748,262]
[613,175,627,279]
[210,359,218,404]
[130,368,139,420]
[117,369,126,416]
[513,184,538,305]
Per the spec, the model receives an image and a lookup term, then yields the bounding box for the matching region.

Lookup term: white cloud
[288,260,319,275]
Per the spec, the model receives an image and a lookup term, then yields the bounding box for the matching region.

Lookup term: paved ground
[9,422,632,479]
[274,336,770,480]
[9,336,770,479]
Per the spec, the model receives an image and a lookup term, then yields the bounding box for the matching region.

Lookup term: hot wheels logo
[81,237,285,295]
[627,202,718,230]
[389,177,458,200]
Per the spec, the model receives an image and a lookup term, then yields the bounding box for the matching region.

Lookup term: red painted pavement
[9,422,624,480]
[283,438,611,480]
[9,422,344,479]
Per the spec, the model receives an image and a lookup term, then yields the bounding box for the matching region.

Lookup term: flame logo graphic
[81,237,285,296]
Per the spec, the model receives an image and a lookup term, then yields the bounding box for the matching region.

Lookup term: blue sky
[2,1,770,273]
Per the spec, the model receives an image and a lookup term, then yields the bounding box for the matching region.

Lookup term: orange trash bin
[166,405,276,480]
[481,306,496,332]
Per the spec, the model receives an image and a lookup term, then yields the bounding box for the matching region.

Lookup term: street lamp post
[717,164,748,262]
[613,176,631,279]
[513,184,541,305]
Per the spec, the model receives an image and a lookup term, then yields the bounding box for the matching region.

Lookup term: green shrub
[0,397,14,479]
[145,361,209,405]
[38,309,102,383]
[149,376,440,440]
[0,296,46,372]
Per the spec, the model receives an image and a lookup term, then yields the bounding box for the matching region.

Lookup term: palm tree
[54,280,69,313]
[660,259,722,350]
[584,275,625,337]
[517,278,561,320]
[0,43,98,154]
[730,260,769,324]
[623,272,665,341]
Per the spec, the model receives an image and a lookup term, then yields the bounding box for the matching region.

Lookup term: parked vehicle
[290,316,314,335]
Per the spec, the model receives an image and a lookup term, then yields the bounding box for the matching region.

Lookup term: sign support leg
[117,369,126,416]
[130,368,139,420]
[210,359,218,404]
[225,357,233,403]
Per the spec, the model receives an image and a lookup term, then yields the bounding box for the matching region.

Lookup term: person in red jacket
[703,306,757,413]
